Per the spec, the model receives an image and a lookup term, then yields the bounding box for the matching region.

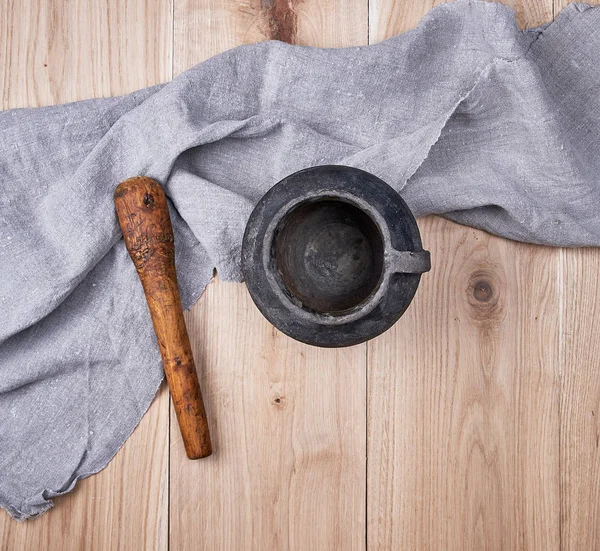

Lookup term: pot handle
[388,249,431,275]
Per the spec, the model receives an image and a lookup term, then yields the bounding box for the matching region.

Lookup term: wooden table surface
[1,0,599,549]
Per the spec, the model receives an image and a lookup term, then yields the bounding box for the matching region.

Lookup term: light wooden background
[1,0,599,549]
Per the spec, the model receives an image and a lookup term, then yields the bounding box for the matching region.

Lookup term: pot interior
[272,198,384,314]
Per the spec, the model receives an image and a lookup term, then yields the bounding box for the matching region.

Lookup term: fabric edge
[0,375,165,521]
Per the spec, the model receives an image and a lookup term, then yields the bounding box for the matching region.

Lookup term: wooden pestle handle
[114,177,212,459]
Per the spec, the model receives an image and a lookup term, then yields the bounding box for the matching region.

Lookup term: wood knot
[262,0,299,43]
[271,393,285,408]
[165,355,188,371]
[143,192,155,208]
[465,270,505,323]
[472,279,493,303]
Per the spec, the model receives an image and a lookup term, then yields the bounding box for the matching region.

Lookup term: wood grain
[172,279,366,550]
[367,219,560,550]
[0,1,171,549]
[367,2,560,549]
[560,248,600,550]
[2,0,600,550]
[555,6,600,548]
[170,0,368,549]
[0,0,172,109]
[173,0,367,72]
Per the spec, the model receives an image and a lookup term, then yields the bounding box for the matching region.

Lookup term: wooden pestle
[114,176,212,459]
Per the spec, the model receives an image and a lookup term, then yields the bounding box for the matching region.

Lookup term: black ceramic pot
[241,165,430,347]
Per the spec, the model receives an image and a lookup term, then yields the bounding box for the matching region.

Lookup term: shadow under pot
[241,165,431,348]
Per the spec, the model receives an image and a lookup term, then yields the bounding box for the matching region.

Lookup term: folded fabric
[1,0,599,520]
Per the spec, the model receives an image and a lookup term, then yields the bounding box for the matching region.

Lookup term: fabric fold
[1,0,599,519]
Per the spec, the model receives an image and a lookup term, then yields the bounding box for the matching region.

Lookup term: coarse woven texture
[1,0,599,521]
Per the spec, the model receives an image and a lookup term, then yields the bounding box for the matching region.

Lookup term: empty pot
[241,165,430,347]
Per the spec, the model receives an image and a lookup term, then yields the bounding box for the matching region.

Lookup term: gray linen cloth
[1,0,599,520]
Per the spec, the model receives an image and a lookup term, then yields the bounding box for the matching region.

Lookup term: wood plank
[553,0,600,541]
[173,280,366,550]
[548,3,600,549]
[0,0,171,549]
[367,220,560,550]
[0,0,172,109]
[366,2,559,549]
[170,0,368,549]
[560,248,600,550]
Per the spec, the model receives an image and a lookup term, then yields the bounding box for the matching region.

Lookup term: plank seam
[558,246,564,551]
